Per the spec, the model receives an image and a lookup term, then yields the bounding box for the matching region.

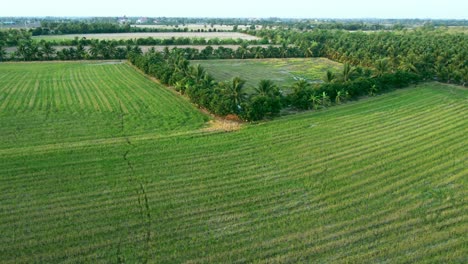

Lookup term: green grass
[0,63,467,263]
[194,58,343,92]
[0,61,208,149]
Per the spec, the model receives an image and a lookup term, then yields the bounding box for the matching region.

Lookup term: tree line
[0,39,301,61]
[128,48,422,121]
[31,22,234,36]
[128,49,282,121]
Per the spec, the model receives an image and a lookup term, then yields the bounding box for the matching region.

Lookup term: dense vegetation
[1,77,466,262]
[252,28,467,86]
[31,22,188,35]
[128,49,283,120]
[129,46,422,120]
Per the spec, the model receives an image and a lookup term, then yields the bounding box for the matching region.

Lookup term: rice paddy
[0,61,466,263]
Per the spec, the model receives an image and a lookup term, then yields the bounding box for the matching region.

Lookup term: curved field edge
[0,83,467,263]
[0,61,209,148]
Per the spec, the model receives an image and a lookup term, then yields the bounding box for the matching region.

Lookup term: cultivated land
[132,24,256,31]
[32,32,260,41]
[0,60,466,263]
[0,62,208,149]
[194,58,344,91]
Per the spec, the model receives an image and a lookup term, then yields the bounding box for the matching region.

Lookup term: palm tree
[41,41,55,60]
[292,79,310,92]
[76,44,86,60]
[89,41,100,59]
[237,42,249,59]
[252,47,264,59]
[0,45,6,62]
[323,70,336,83]
[104,41,117,59]
[279,43,288,58]
[460,68,468,87]
[16,41,29,61]
[174,56,189,75]
[189,64,207,84]
[132,46,143,55]
[254,80,278,97]
[342,63,355,82]
[225,77,247,112]
[374,58,389,77]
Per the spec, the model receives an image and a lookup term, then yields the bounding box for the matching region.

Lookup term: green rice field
[0,61,208,149]
[0,61,466,263]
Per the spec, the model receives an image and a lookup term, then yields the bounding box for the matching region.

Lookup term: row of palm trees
[129,49,282,121]
[5,40,143,61]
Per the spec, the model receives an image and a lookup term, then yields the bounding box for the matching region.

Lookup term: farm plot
[132,24,256,31]
[194,58,343,92]
[0,81,466,263]
[32,32,260,41]
[0,61,208,149]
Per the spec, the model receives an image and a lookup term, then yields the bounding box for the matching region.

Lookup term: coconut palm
[342,63,355,82]
[0,45,6,62]
[374,58,389,77]
[39,41,55,60]
[225,77,247,112]
[89,41,100,59]
[292,78,310,91]
[237,43,249,59]
[323,70,336,83]
[188,64,207,84]
[279,43,288,58]
[254,80,278,97]
[16,41,29,61]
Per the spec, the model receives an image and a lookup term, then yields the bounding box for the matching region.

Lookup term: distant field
[132,24,256,31]
[194,58,343,91]
[32,32,260,41]
[446,26,468,34]
[0,61,208,148]
[0,78,466,262]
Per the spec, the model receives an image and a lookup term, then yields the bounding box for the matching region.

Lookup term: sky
[1,0,467,19]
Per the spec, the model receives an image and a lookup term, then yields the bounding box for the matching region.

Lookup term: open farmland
[32,32,260,41]
[194,58,343,91]
[0,61,466,264]
[131,24,257,31]
[0,62,208,149]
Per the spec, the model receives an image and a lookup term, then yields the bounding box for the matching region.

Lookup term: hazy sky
[2,0,467,19]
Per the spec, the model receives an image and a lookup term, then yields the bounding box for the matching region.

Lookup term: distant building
[136,17,148,24]
[118,16,130,24]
